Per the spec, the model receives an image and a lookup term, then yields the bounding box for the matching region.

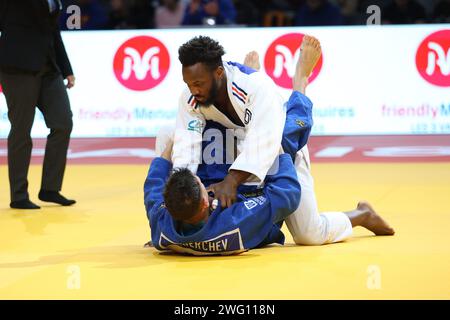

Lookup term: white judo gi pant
[284,146,352,245]
[155,125,353,245]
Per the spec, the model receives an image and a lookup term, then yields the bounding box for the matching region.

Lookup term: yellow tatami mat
[0,162,449,299]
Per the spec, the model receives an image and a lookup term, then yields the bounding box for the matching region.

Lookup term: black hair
[178,36,225,70]
[163,168,202,221]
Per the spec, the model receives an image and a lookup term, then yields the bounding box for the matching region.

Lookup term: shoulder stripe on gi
[232,92,246,104]
[232,82,247,96]
[187,95,197,108]
[232,86,246,100]
[231,82,247,104]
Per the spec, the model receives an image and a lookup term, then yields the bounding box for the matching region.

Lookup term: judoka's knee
[292,227,328,246]
[156,125,175,145]
[155,125,175,156]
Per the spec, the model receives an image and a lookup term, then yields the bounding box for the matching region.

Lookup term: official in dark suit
[0,0,76,209]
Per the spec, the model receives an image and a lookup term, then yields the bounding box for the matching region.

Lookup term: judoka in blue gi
[144,35,395,255]
[144,89,311,255]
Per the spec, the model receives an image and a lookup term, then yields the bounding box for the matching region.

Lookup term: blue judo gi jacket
[144,91,313,255]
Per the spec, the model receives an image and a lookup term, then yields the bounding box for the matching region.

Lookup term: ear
[201,196,209,210]
[215,66,224,79]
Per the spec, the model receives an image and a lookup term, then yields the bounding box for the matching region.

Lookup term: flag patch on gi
[231,82,247,104]
[187,95,198,109]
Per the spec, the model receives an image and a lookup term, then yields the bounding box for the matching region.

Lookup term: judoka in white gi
[156,35,394,245]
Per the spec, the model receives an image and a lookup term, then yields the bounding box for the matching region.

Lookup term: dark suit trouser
[0,64,73,202]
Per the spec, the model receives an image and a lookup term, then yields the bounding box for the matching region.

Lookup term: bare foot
[293,35,322,92]
[243,51,260,71]
[358,201,395,236]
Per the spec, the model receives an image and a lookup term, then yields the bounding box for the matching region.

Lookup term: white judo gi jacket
[172,61,286,183]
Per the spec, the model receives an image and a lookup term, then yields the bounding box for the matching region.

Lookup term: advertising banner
[0,25,449,137]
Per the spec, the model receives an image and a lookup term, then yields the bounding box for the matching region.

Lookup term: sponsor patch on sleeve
[187,119,203,133]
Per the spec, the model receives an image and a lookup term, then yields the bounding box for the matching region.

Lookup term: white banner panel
[0,25,449,137]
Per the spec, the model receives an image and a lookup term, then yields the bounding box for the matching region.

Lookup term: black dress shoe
[10,199,41,209]
[38,190,76,206]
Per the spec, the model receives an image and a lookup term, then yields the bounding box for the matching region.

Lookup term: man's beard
[198,79,219,107]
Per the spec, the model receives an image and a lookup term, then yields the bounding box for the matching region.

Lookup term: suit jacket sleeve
[54,25,73,78]
[0,0,7,31]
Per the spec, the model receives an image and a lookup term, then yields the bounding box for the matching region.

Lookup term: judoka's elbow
[287,192,301,212]
[287,183,301,212]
